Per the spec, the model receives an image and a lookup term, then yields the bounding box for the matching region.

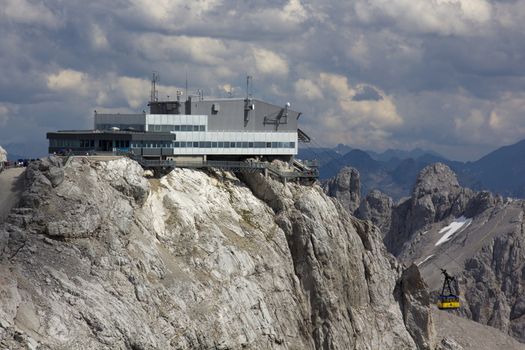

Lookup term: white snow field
[435,216,472,246]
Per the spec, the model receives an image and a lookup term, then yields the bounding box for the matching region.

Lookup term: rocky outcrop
[396,264,436,350]
[322,166,361,213]
[386,163,475,257]
[460,220,525,343]
[357,189,393,234]
[0,157,427,349]
[0,146,6,163]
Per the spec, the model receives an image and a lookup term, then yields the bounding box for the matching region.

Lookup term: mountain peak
[413,163,460,197]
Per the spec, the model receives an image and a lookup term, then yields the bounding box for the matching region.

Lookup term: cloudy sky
[1,0,525,160]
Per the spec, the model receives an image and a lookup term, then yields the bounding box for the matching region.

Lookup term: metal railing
[126,153,318,180]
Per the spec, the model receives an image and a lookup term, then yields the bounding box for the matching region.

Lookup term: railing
[126,153,318,180]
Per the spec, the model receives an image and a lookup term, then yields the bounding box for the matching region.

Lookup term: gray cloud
[1,0,525,161]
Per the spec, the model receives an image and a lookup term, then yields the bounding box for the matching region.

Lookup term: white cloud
[47,68,182,110]
[252,48,289,76]
[298,73,403,150]
[47,70,87,93]
[114,76,151,109]
[2,0,60,28]
[294,79,323,100]
[354,0,492,36]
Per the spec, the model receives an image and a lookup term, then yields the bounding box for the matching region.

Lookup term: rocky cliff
[0,157,429,349]
[322,166,361,213]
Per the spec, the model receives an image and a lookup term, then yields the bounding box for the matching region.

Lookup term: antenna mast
[150,72,159,102]
[246,75,252,99]
[185,70,188,99]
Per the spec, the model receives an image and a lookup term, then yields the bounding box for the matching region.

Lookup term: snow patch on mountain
[435,216,472,246]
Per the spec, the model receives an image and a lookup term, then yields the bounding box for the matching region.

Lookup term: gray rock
[357,189,393,235]
[396,264,436,350]
[323,166,361,213]
[0,157,424,349]
[437,338,464,350]
[386,163,475,257]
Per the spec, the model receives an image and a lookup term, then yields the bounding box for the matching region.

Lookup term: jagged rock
[357,189,393,234]
[386,163,475,256]
[323,166,361,213]
[0,157,423,349]
[464,191,499,218]
[396,264,436,350]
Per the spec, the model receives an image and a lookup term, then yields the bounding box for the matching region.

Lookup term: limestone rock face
[460,225,525,343]
[357,189,393,234]
[396,264,436,350]
[0,157,422,349]
[0,146,6,163]
[323,166,361,213]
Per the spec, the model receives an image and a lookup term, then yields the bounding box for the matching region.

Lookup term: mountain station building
[47,96,311,163]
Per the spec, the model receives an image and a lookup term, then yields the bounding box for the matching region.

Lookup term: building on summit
[47,76,316,179]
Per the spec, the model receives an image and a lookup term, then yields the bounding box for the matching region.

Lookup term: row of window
[148,124,206,132]
[131,141,175,148]
[141,141,296,149]
[50,139,85,148]
[50,139,295,150]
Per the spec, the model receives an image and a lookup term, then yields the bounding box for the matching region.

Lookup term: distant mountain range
[299,139,525,199]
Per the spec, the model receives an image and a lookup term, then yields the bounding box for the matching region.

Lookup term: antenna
[246,75,252,99]
[185,69,188,100]
[150,72,159,102]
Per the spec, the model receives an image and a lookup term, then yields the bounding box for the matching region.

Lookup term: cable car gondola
[437,269,460,310]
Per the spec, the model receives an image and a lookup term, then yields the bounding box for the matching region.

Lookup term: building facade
[48,96,305,162]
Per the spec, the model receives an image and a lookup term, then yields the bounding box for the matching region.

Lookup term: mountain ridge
[299,137,525,199]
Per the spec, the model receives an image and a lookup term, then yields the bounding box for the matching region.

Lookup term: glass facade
[148,124,206,132]
[172,141,295,149]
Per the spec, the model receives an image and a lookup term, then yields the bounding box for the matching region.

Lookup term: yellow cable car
[437,295,460,309]
[437,269,461,310]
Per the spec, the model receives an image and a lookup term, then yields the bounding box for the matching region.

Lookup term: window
[199,125,206,131]
[193,125,199,131]
[212,142,217,148]
[266,142,272,148]
[290,142,295,148]
[218,142,223,148]
[193,142,199,147]
[248,142,254,148]
[242,142,248,148]
[175,125,180,131]
[230,142,235,148]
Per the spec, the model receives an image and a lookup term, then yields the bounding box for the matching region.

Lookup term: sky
[1,0,525,160]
